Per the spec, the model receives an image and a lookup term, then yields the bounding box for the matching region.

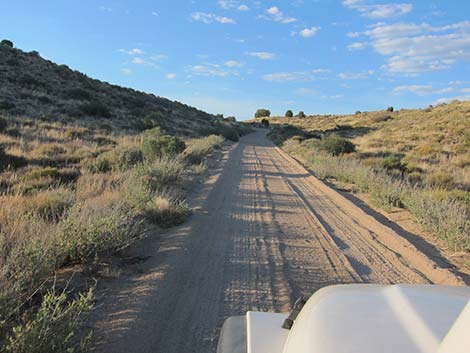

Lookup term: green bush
[285,110,293,118]
[185,135,224,164]
[297,111,306,118]
[382,155,404,171]
[261,119,270,128]
[3,289,93,353]
[142,135,186,161]
[387,106,394,112]
[255,109,271,118]
[317,135,356,156]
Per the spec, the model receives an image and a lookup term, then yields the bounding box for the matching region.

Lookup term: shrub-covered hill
[263,100,470,191]
[0,40,227,136]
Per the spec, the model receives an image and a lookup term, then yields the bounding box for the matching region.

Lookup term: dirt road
[90,130,464,353]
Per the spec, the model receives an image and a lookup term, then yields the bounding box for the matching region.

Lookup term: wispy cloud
[119,48,145,55]
[263,69,328,82]
[347,42,368,50]
[338,70,374,79]
[343,0,413,19]
[218,1,249,11]
[224,60,243,67]
[166,73,176,79]
[247,51,276,60]
[393,84,454,95]
[191,12,236,24]
[120,68,132,75]
[260,6,297,24]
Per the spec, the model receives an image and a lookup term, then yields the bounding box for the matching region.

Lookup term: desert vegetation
[265,100,470,253]
[0,114,237,351]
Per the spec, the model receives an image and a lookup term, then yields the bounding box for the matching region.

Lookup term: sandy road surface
[90,130,464,353]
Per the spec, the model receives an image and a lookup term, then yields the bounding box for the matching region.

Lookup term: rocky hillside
[0,39,222,136]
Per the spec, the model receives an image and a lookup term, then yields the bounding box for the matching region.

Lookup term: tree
[297,111,306,118]
[255,109,271,118]
[261,119,270,128]
[285,110,293,118]
[387,106,394,112]
[1,39,13,48]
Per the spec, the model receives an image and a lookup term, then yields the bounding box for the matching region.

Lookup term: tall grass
[283,139,470,251]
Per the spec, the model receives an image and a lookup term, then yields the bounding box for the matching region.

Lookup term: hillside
[0,39,222,136]
[265,101,470,192]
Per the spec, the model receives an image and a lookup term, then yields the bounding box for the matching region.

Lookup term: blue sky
[1,1,470,119]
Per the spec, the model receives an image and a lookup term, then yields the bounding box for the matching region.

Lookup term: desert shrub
[2,289,93,353]
[115,148,144,170]
[0,117,7,132]
[261,119,270,128]
[142,135,186,161]
[387,106,394,112]
[382,155,405,171]
[145,194,190,228]
[35,144,66,157]
[185,135,224,164]
[143,126,166,139]
[317,135,356,156]
[79,101,111,118]
[0,101,16,110]
[285,110,293,118]
[355,111,361,115]
[215,124,240,142]
[226,116,237,122]
[22,167,60,181]
[59,199,138,263]
[64,88,92,101]
[297,111,306,118]
[5,127,20,137]
[86,155,112,173]
[136,156,185,190]
[255,109,271,118]
[426,172,455,190]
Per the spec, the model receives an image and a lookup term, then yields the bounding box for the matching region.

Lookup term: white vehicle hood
[282,284,470,353]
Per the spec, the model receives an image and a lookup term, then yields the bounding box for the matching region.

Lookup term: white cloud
[393,84,454,95]
[435,95,470,104]
[295,87,317,95]
[218,0,249,11]
[298,26,320,38]
[191,12,236,24]
[347,42,368,50]
[120,68,132,75]
[361,21,470,73]
[151,11,159,16]
[224,60,243,67]
[190,64,229,77]
[132,57,145,65]
[347,31,361,38]
[343,1,413,19]
[247,51,276,60]
[119,48,145,55]
[261,6,297,24]
[166,73,176,79]
[338,70,374,79]
[263,72,308,82]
